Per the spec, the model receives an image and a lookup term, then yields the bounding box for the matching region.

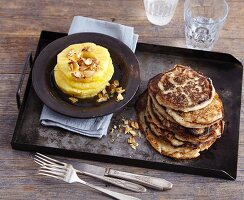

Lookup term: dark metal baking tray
[11,30,243,180]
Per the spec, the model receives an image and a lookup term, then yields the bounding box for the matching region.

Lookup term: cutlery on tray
[37,160,140,200]
[34,153,146,193]
[34,153,173,191]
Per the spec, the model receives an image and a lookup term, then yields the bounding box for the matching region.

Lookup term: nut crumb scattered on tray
[109,117,141,150]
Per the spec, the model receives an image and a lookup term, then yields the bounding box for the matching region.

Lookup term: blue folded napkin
[40,16,138,138]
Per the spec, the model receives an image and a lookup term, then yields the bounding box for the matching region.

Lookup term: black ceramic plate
[32,33,140,118]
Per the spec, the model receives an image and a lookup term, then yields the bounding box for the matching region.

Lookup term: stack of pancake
[137,65,224,159]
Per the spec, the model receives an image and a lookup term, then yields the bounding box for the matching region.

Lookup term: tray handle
[16,53,33,109]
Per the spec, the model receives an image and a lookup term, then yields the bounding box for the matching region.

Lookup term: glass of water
[184,0,229,51]
[144,0,179,26]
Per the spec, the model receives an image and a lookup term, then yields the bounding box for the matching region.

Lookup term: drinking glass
[144,0,179,26]
[184,0,229,50]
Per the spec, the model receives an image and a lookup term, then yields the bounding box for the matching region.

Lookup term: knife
[75,168,147,193]
[76,163,173,190]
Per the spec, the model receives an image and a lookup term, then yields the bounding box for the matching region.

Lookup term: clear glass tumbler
[184,0,228,50]
[144,0,179,26]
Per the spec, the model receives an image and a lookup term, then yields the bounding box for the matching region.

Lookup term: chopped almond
[67,49,76,57]
[127,136,139,150]
[116,87,125,94]
[116,93,124,102]
[84,58,93,65]
[72,71,82,78]
[69,97,78,103]
[131,121,139,129]
[79,65,89,71]
[125,125,132,134]
[97,96,108,103]
[110,128,115,134]
[96,80,125,103]
[83,70,96,78]
[130,144,137,150]
[102,89,107,95]
[68,61,79,71]
[113,80,119,87]
[82,46,92,52]
[129,130,138,137]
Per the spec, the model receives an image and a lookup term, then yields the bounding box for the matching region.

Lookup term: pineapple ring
[57,43,112,83]
[54,42,114,99]
[54,60,114,98]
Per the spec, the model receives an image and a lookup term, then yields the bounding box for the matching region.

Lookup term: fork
[34,153,146,193]
[38,162,141,200]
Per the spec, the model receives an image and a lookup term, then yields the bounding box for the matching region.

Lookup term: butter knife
[76,163,173,190]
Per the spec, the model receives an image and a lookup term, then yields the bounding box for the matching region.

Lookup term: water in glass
[144,0,178,26]
[185,16,218,50]
[184,0,228,51]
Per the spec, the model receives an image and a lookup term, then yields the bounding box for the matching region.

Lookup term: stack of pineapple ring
[54,43,114,99]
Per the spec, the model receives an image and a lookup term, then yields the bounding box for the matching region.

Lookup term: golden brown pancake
[139,108,201,159]
[145,96,223,145]
[156,65,215,112]
[136,93,223,159]
[150,94,176,122]
[146,96,213,138]
[166,93,224,128]
[147,120,199,148]
[148,72,223,129]
[148,121,219,151]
